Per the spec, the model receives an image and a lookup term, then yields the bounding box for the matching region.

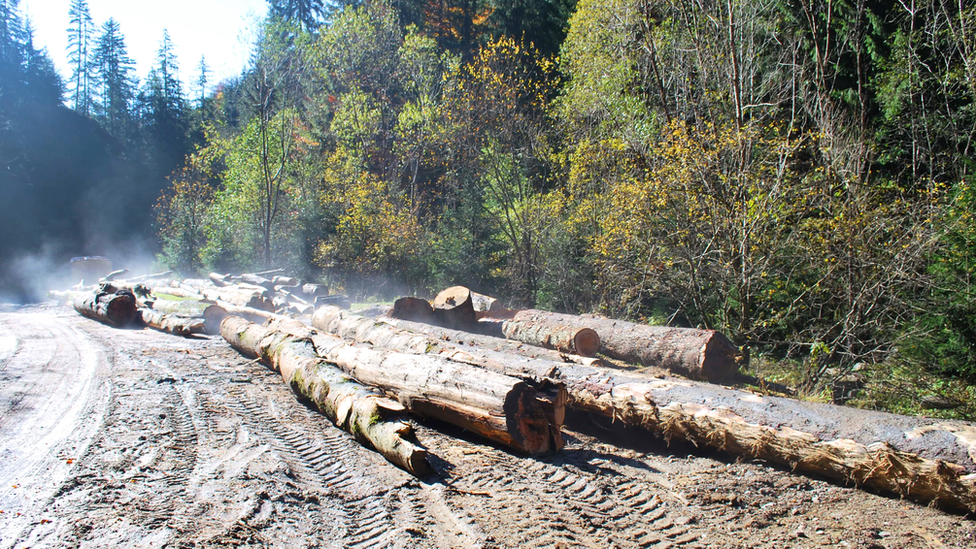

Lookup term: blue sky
[21,0,269,91]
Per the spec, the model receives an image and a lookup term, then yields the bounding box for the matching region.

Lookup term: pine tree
[141,30,189,180]
[93,18,135,138]
[22,18,62,105]
[66,0,95,115]
[196,55,209,107]
[267,0,326,31]
[0,0,23,94]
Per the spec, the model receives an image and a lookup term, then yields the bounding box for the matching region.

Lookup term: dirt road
[0,304,973,548]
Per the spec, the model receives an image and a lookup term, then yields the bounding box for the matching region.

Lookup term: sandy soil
[0,304,973,548]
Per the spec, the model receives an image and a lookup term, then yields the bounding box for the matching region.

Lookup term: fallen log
[239,273,275,291]
[138,308,205,336]
[272,275,301,287]
[190,284,275,312]
[377,314,613,369]
[268,317,564,455]
[354,310,976,513]
[511,309,739,383]
[209,272,230,287]
[479,318,600,357]
[59,285,138,327]
[149,298,227,334]
[220,316,429,476]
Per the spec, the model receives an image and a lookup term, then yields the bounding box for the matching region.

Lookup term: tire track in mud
[440,433,705,549]
[223,385,433,549]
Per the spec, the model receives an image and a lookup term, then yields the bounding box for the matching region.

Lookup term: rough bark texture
[377,314,612,368]
[219,316,429,476]
[270,317,563,455]
[392,297,434,323]
[340,309,976,513]
[479,318,601,357]
[512,309,739,383]
[138,308,206,336]
[63,286,138,327]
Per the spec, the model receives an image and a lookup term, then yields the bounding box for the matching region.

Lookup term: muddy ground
[0,304,973,548]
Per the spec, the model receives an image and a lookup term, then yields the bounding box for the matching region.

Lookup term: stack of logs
[49,269,351,336]
[49,278,976,514]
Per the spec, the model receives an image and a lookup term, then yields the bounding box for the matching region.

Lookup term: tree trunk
[56,286,138,327]
[479,318,600,357]
[511,309,739,383]
[149,299,227,335]
[267,317,564,455]
[219,316,430,476]
[324,307,976,513]
[138,308,206,336]
[374,313,611,368]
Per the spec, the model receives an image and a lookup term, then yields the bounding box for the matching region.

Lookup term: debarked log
[138,308,205,336]
[219,316,429,476]
[148,298,227,335]
[511,309,739,383]
[268,317,564,455]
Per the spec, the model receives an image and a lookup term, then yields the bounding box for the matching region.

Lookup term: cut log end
[504,382,556,455]
[572,328,601,357]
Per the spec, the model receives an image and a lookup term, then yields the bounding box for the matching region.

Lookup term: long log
[138,308,205,336]
[377,314,613,369]
[149,298,227,334]
[268,317,564,455]
[511,309,739,382]
[340,309,976,513]
[479,317,600,357]
[220,316,429,476]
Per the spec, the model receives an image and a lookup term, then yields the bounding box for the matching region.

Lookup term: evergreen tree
[66,0,95,115]
[196,55,209,107]
[268,0,327,30]
[22,18,62,106]
[140,30,189,180]
[93,18,135,138]
[0,0,23,97]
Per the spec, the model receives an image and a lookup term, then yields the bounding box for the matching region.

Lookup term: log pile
[48,277,976,513]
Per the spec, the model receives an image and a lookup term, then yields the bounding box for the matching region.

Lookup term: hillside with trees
[4,0,976,419]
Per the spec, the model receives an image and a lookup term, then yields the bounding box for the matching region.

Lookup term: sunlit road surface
[0,310,106,549]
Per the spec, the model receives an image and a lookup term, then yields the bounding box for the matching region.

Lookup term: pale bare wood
[138,308,205,336]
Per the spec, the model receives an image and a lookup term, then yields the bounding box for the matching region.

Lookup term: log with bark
[138,308,206,336]
[377,314,613,369]
[267,317,564,455]
[332,309,976,513]
[511,309,739,383]
[479,317,600,357]
[220,316,429,475]
[53,285,138,327]
[189,284,275,312]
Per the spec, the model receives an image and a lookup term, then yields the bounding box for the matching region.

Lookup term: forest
[3,0,976,419]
